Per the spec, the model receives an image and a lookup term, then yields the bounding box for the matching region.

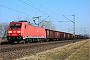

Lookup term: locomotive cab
[7,22,23,43]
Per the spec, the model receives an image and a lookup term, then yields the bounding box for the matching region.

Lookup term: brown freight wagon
[55,31,60,40]
[75,35,79,39]
[69,33,73,40]
[79,35,84,39]
[45,29,55,41]
[59,32,65,40]
[75,35,80,39]
[46,29,64,41]
[64,33,70,40]
[78,35,81,39]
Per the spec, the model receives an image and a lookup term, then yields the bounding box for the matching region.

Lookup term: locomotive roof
[11,20,31,25]
[11,20,29,22]
[18,20,28,22]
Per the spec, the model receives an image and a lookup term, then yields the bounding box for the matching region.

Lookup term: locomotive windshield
[9,24,21,28]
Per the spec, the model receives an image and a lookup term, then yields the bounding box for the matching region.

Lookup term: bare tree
[39,20,55,30]
[0,23,8,40]
[0,25,2,37]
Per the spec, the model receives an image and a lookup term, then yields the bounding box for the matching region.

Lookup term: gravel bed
[0,40,83,60]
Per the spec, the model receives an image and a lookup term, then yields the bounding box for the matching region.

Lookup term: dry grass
[15,39,90,60]
[66,39,90,60]
[0,38,7,43]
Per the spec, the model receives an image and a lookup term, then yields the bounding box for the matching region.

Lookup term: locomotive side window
[25,25,26,29]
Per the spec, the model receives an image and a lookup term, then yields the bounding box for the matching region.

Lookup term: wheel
[46,39,49,42]
[22,40,26,44]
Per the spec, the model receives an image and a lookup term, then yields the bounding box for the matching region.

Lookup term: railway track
[0,39,79,52]
[0,39,84,60]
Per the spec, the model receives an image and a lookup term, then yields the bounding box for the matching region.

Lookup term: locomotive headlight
[17,31,21,33]
[8,31,12,33]
[9,34,10,35]
[8,33,11,36]
[18,33,21,36]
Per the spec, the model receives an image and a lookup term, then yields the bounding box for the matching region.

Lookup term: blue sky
[0,0,90,36]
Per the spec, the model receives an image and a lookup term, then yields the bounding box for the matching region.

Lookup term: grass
[15,39,90,60]
[66,39,89,60]
[0,38,7,43]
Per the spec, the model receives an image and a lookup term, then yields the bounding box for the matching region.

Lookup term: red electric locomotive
[7,21,46,43]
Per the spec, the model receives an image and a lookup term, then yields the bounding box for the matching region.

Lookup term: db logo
[13,31,16,33]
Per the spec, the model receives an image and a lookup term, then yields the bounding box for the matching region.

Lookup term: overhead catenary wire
[1,0,36,22]
[3,0,34,13]
[20,0,59,21]
[20,0,48,16]
[31,0,62,16]
[31,0,55,13]
[0,5,32,17]
[63,15,75,34]
[2,0,50,20]
[63,15,74,23]
[1,0,63,24]
[1,0,60,22]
